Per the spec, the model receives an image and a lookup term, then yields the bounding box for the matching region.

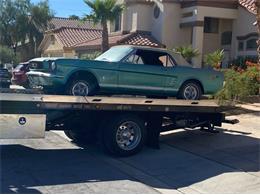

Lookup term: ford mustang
[27,45,224,100]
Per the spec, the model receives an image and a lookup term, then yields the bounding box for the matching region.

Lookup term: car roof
[112,45,169,52]
[112,45,184,56]
[112,45,191,66]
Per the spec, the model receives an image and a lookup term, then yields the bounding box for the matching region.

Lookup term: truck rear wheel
[100,114,147,157]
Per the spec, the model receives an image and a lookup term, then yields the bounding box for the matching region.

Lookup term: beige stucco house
[39,0,258,67]
[110,0,258,67]
[39,17,164,58]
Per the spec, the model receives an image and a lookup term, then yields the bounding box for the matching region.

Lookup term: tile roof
[53,27,102,48]
[75,32,164,49]
[48,17,102,30]
[239,0,257,14]
[120,33,164,47]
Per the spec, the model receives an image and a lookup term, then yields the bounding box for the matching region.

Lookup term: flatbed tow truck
[0,89,238,156]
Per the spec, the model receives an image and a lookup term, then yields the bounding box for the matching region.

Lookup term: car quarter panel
[56,59,119,90]
[166,66,223,94]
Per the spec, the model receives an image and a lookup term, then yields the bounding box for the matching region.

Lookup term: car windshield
[95,46,133,62]
[15,64,24,70]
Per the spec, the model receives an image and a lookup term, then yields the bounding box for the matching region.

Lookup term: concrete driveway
[0,109,259,193]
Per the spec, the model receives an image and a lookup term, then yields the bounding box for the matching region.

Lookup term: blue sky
[31,0,91,18]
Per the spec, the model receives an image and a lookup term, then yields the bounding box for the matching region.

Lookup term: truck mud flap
[0,114,46,139]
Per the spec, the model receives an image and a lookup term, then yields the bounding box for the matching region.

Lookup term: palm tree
[204,49,224,69]
[174,45,200,64]
[84,0,124,52]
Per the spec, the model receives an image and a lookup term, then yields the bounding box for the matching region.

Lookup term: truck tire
[178,81,202,100]
[67,78,97,96]
[100,114,147,157]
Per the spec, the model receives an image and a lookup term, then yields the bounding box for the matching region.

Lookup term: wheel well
[180,79,204,94]
[67,71,99,87]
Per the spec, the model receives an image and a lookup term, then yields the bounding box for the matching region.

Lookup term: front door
[118,49,167,95]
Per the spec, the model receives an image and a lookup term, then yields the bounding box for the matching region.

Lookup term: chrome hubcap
[184,85,198,100]
[72,82,89,96]
[116,121,141,151]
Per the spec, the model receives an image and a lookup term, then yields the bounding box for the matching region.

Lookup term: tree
[0,0,30,46]
[69,15,80,20]
[28,0,53,57]
[84,0,124,52]
[0,45,20,64]
[174,45,200,64]
[0,0,52,59]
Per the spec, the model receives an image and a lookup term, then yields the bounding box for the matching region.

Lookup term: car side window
[159,54,176,67]
[124,53,144,64]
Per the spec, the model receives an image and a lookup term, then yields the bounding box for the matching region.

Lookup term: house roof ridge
[51,16,95,22]
[46,26,102,33]
[58,26,102,31]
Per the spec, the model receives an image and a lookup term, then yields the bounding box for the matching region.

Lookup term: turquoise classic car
[27,45,224,100]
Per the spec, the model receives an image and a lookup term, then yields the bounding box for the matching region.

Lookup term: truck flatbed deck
[0,92,237,156]
[0,93,220,113]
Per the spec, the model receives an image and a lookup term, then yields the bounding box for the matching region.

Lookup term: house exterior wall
[123,3,153,32]
[231,7,258,58]
[203,19,233,55]
[160,3,193,48]
[161,2,184,48]
[41,35,64,57]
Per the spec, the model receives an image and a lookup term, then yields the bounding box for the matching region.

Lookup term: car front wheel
[67,78,97,96]
[178,82,202,100]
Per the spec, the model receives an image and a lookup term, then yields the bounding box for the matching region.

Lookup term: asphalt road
[1,109,260,193]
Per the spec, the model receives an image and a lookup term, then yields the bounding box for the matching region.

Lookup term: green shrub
[229,56,258,70]
[216,66,260,102]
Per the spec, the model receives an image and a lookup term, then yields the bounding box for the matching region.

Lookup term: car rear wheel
[67,78,97,96]
[178,82,202,100]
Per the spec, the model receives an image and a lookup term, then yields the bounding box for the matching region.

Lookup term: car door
[118,49,167,95]
[158,53,180,94]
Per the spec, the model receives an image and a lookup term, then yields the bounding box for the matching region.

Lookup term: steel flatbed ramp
[0,93,220,113]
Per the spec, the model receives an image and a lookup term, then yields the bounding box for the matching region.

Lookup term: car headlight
[49,61,57,72]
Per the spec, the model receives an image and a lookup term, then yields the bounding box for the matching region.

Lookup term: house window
[114,14,121,32]
[50,35,55,44]
[154,5,160,19]
[221,31,232,45]
[246,39,257,50]
[204,17,219,33]
[238,41,244,51]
